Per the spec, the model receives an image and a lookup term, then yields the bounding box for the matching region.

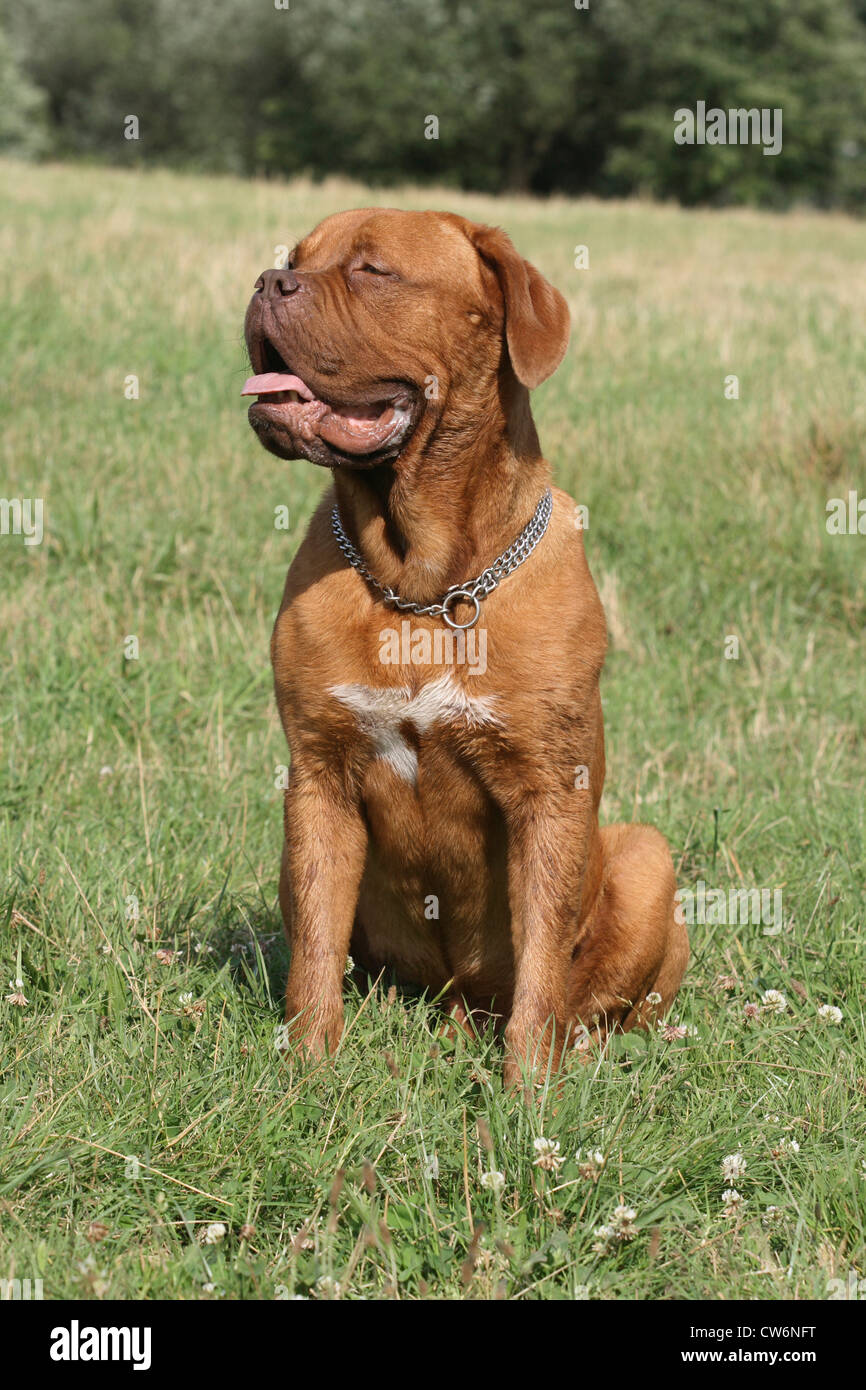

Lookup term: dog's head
[243,209,569,469]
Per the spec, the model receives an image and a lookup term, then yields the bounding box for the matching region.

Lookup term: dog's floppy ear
[471,223,570,388]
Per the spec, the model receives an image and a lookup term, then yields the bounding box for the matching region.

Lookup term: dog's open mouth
[242,368,413,457]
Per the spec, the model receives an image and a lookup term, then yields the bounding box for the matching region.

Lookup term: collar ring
[442,588,481,630]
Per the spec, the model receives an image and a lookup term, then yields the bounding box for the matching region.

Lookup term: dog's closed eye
[355,262,397,278]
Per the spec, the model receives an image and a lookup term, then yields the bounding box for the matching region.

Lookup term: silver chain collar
[330,487,553,630]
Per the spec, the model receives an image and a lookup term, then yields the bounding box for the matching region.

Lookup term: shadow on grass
[156,887,513,1053]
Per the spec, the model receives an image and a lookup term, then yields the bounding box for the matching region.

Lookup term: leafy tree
[1,0,864,209]
[0,26,48,158]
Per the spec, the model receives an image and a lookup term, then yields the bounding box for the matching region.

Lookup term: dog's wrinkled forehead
[293,208,487,294]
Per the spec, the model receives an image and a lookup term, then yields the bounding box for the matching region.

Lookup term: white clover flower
[6,973,27,1006]
[772,1137,800,1158]
[721,1189,744,1214]
[344,956,355,976]
[533,1137,563,1171]
[200,1222,227,1245]
[314,1275,341,1299]
[645,992,662,1006]
[817,1004,842,1025]
[761,989,787,1014]
[762,1205,784,1228]
[591,1223,616,1253]
[481,1170,505,1195]
[722,1152,747,1182]
[593,1203,638,1250]
[575,1147,605,1178]
[657,1019,689,1041]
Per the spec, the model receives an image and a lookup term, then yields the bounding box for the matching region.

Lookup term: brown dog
[243,208,688,1084]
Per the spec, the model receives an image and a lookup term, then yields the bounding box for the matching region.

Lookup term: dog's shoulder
[281,487,338,591]
[270,487,369,700]
[274,487,356,623]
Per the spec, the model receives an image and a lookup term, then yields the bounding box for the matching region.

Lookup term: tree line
[1,0,864,209]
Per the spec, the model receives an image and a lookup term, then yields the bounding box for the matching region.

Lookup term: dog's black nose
[255,267,301,298]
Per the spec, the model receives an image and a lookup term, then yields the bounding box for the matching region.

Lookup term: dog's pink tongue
[241,373,313,398]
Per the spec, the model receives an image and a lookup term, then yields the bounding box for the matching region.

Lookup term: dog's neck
[331,384,550,604]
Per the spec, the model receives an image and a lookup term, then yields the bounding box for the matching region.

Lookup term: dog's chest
[329,673,500,785]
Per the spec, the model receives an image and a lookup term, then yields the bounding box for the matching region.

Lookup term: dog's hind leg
[567,823,689,1041]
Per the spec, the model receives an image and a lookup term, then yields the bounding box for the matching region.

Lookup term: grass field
[1,159,865,1301]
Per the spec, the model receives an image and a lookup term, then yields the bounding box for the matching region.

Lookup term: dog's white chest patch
[329,674,500,784]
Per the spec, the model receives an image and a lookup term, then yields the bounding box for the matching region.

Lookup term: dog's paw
[278,1001,344,1060]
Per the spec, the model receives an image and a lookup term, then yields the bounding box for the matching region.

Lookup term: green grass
[1,159,865,1300]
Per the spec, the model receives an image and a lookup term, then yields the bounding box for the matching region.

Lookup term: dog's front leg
[280,762,367,1057]
[502,795,591,1090]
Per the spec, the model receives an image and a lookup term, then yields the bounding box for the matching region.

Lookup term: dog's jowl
[242,208,688,1084]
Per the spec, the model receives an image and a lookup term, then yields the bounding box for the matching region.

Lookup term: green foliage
[1,0,865,207]
[597,0,866,209]
[0,27,48,158]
